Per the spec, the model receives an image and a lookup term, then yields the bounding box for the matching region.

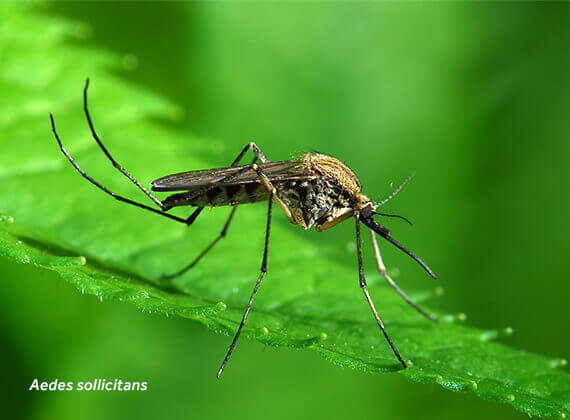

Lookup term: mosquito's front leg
[355,213,407,369]
[369,230,437,323]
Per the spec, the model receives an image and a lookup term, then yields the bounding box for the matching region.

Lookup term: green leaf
[0,4,568,418]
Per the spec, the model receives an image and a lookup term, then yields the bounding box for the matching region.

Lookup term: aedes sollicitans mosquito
[50,79,438,378]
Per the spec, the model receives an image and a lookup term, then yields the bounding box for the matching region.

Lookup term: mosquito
[49,79,438,378]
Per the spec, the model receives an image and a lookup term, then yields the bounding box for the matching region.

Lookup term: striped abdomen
[162,182,270,210]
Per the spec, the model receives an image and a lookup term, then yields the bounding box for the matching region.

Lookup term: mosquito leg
[166,147,265,278]
[161,206,238,280]
[251,163,294,222]
[50,114,192,225]
[82,78,165,208]
[369,230,437,323]
[217,193,273,379]
[355,213,407,369]
[238,141,270,164]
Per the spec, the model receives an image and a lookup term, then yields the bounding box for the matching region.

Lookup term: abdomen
[162,182,271,209]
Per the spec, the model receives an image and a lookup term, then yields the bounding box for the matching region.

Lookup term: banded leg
[217,193,273,379]
[369,230,437,323]
[355,213,407,369]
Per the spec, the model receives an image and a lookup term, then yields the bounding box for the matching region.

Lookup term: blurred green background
[2,2,569,419]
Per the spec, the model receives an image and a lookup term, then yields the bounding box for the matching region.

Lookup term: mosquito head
[358,203,390,232]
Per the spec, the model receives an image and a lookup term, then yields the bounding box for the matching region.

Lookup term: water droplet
[16,240,22,245]
[78,256,87,265]
[261,327,269,335]
[550,358,567,368]
[560,412,566,419]
[320,332,328,340]
[504,326,514,335]
[436,375,444,383]
[507,394,515,402]
[81,288,85,295]
[406,360,414,367]
[370,345,375,350]
[99,296,103,302]
[165,313,169,318]
[466,371,473,376]
[0,215,14,223]
[479,330,497,341]
[216,301,227,310]
[140,291,149,298]
[456,312,467,321]
[470,381,478,390]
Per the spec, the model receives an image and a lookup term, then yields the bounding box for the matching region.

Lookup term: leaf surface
[0,5,568,418]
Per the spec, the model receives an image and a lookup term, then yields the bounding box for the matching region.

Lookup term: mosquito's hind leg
[50,114,193,225]
[369,229,437,323]
[82,78,165,209]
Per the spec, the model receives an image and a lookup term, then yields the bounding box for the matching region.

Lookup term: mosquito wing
[151,160,315,192]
